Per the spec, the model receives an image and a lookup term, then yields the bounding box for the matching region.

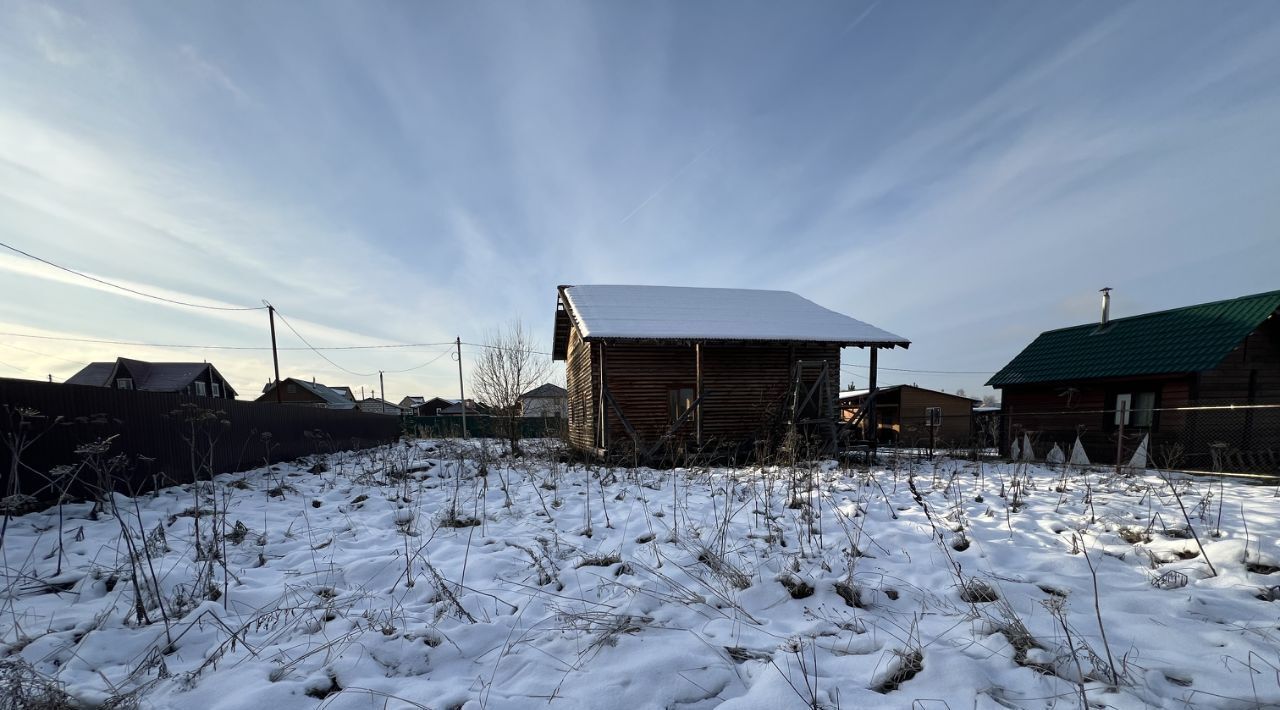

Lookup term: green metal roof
[987,290,1280,387]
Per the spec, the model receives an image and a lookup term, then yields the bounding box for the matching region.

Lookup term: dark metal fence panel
[0,378,402,503]
[401,415,566,440]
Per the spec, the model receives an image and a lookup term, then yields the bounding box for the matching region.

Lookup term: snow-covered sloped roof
[560,285,909,346]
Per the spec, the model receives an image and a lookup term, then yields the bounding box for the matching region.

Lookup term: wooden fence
[0,378,402,504]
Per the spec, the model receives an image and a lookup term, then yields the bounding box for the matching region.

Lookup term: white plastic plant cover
[1010,438,1020,461]
[1128,433,1149,470]
[1046,443,1066,465]
[1022,433,1036,461]
[1069,436,1090,466]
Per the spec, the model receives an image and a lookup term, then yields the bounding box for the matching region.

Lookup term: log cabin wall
[1000,375,1192,463]
[563,338,842,454]
[564,327,596,450]
[1197,314,1280,404]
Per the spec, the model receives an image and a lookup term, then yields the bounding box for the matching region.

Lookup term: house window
[212,383,221,398]
[924,406,942,427]
[195,381,207,396]
[116,378,134,390]
[669,387,694,423]
[1131,391,1156,428]
[1114,391,1156,428]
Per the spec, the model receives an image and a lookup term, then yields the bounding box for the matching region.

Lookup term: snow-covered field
[2,439,1279,709]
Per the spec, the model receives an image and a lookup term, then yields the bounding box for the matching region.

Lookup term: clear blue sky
[1,1,1278,401]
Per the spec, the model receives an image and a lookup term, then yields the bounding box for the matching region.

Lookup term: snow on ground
[2,439,1279,709]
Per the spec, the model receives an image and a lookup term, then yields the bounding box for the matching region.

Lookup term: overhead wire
[0,246,993,381]
[841,363,994,376]
[0,341,84,366]
[0,331,454,352]
[0,240,268,311]
[268,304,380,378]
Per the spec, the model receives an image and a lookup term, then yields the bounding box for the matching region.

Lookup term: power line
[841,363,994,376]
[460,341,553,357]
[0,341,84,366]
[0,331,454,352]
[0,358,36,376]
[382,348,455,374]
[0,239,268,312]
[3,328,991,378]
[268,305,380,378]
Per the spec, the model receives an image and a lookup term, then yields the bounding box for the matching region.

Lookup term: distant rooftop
[66,357,237,396]
[520,383,567,399]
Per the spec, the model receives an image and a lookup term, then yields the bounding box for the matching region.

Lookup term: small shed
[839,385,977,446]
[551,285,909,458]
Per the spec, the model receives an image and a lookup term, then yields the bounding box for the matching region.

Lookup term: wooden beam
[868,347,879,451]
[643,391,709,461]
[604,389,639,443]
[695,342,703,447]
[599,343,609,451]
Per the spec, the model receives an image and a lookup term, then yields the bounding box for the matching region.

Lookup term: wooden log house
[988,288,1280,470]
[551,285,910,459]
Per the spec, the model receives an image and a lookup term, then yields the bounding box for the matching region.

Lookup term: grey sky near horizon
[1,0,1278,402]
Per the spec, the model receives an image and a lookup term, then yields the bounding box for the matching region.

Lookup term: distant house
[552,284,909,458]
[356,398,406,416]
[400,396,458,416]
[988,289,1280,469]
[519,383,568,418]
[438,400,489,417]
[257,378,357,409]
[399,396,426,411]
[66,357,237,398]
[839,385,976,446]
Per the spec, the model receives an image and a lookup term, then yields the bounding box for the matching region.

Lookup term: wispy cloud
[0,1,1277,398]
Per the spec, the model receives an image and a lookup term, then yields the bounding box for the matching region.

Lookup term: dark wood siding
[565,327,596,450]
[563,336,841,455]
[1000,376,1188,462]
[1197,314,1280,404]
[896,386,974,444]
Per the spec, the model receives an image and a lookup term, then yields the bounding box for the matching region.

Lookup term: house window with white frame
[116,378,134,390]
[212,383,221,398]
[195,381,207,396]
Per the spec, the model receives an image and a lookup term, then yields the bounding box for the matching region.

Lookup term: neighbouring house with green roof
[987,288,1280,472]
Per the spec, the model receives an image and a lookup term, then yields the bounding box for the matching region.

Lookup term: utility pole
[456,337,467,439]
[268,303,282,403]
[379,370,385,404]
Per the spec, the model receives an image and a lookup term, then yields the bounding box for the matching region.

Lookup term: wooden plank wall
[1198,314,1280,404]
[896,387,973,444]
[563,340,841,454]
[1002,376,1198,463]
[564,328,596,449]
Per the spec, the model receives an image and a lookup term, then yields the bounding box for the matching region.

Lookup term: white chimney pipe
[1100,287,1112,326]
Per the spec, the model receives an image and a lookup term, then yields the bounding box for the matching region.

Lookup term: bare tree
[469,320,554,455]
